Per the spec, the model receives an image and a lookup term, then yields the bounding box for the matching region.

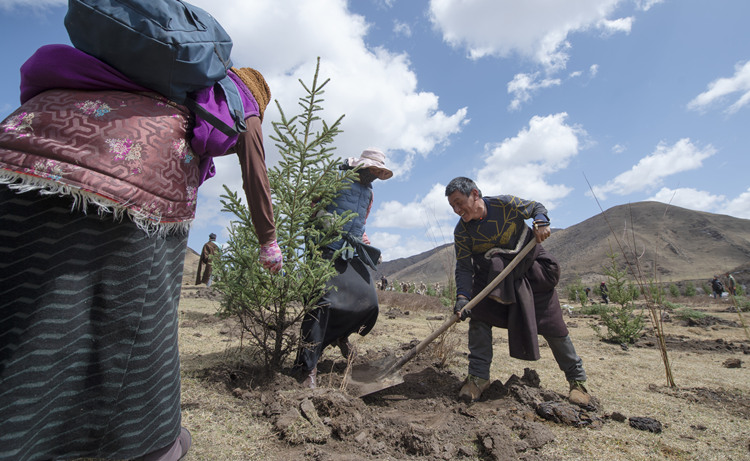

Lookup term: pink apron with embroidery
[0,89,199,231]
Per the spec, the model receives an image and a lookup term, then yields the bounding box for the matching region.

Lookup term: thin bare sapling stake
[584,174,675,387]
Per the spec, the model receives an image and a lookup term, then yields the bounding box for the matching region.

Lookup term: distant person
[600,282,609,304]
[293,149,393,388]
[444,177,591,407]
[726,273,736,296]
[584,287,592,303]
[711,275,724,299]
[381,275,388,291]
[0,45,282,460]
[196,233,220,287]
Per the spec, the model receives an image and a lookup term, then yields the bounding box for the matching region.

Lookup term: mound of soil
[676,315,740,328]
[633,335,750,354]
[227,349,604,460]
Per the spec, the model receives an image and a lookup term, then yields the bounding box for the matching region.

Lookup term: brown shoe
[568,380,591,406]
[458,374,490,402]
[302,367,317,389]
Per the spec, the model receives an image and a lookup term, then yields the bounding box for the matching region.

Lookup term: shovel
[347,239,537,398]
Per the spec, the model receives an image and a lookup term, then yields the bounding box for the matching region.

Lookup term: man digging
[445,177,591,407]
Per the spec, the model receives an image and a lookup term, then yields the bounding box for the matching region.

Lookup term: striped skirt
[0,187,186,460]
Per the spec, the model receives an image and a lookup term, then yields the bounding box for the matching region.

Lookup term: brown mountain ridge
[376,201,750,288]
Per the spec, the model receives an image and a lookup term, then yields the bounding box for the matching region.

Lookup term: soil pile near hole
[231,351,604,460]
[634,335,750,354]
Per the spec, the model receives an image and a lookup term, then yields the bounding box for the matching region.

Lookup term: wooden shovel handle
[380,239,537,377]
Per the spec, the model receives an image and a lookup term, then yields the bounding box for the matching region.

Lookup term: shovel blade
[346,355,405,397]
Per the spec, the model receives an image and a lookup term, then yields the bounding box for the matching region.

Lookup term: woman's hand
[259,240,283,273]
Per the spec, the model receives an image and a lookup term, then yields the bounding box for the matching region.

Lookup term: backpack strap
[184,76,247,137]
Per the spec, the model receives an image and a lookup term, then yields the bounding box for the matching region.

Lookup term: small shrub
[593,307,645,344]
[662,301,681,311]
[734,296,750,312]
[737,285,746,297]
[668,284,680,297]
[579,304,610,316]
[702,283,711,296]
[439,278,456,308]
[215,61,350,370]
[628,283,641,301]
[684,281,696,297]
[647,282,665,304]
[566,277,590,306]
[592,252,645,344]
[673,307,707,321]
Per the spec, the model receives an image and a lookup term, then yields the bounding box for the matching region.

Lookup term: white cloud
[590,64,599,77]
[597,17,633,35]
[371,183,454,229]
[191,0,467,163]
[429,0,628,71]
[648,186,750,220]
[183,0,468,240]
[475,113,582,209]
[687,61,750,114]
[725,188,750,219]
[373,114,585,244]
[592,138,717,200]
[647,187,726,212]
[635,0,664,12]
[612,144,626,154]
[507,72,561,110]
[393,20,412,37]
[372,232,441,261]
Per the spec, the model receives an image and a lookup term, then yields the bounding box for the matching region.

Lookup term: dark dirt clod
[723,358,742,368]
[629,416,663,433]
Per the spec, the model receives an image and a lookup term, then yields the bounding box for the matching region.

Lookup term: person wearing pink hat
[293,149,392,388]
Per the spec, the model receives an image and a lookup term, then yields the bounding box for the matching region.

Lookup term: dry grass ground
[176,286,750,460]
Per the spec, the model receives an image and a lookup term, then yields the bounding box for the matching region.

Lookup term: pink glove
[259,240,283,273]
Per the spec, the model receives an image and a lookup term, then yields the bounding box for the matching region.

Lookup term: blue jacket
[326,179,372,252]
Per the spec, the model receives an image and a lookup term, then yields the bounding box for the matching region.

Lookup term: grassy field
[176,287,750,460]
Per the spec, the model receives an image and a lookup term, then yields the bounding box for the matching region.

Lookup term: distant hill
[375,242,454,284]
[544,201,750,285]
[374,201,750,287]
[182,246,200,286]
[184,201,750,289]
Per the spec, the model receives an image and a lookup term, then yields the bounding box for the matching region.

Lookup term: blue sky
[2,0,749,260]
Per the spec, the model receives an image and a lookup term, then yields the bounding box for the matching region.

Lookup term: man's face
[448,189,483,222]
